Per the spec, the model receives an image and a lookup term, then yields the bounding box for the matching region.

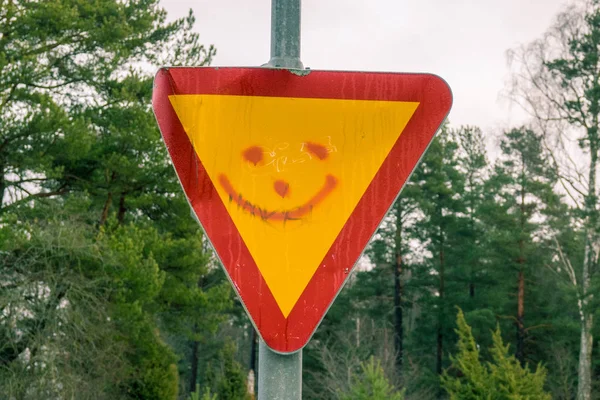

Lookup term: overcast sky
[162,0,568,136]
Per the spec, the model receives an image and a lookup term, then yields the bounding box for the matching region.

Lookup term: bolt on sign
[152,67,452,353]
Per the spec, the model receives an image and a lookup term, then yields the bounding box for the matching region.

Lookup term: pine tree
[440,309,489,399]
[339,357,405,400]
[442,309,551,400]
[408,127,465,379]
[0,1,226,398]
[454,126,488,302]
[210,341,250,400]
[481,127,560,365]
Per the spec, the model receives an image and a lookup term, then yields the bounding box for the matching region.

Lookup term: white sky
[162,0,567,136]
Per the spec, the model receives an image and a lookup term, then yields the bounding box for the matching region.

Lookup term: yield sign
[152,67,452,353]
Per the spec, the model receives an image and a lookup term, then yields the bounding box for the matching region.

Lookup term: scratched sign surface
[152,68,452,353]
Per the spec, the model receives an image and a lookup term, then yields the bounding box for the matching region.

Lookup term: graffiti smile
[218,174,338,222]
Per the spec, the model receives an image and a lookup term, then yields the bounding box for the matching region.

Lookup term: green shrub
[339,357,405,400]
[441,309,551,400]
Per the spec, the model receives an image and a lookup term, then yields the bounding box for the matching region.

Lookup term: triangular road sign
[152,67,452,353]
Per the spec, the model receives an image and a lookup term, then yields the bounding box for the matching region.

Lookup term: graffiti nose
[274,180,290,198]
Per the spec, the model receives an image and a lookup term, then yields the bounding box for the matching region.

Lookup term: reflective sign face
[153,68,452,353]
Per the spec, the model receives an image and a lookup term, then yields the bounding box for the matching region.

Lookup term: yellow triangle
[169,94,418,317]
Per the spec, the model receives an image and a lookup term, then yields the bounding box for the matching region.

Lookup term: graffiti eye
[305,142,328,160]
[242,146,263,166]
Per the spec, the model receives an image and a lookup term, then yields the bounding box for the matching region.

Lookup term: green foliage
[402,126,469,385]
[442,309,551,400]
[339,357,405,400]
[0,0,225,399]
[441,309,493,399]
[201,390,218,400]
[0,0,208,211]
[487,329,550,400]
[0,201,183,399]
[3,0,600,399]
[211,342,250,400]
[187,385,217,400]
[304,122,581,400]
[134,360,179,400]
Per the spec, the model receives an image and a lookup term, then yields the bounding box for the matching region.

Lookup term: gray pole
[267,0,303,69]
[258,339,302,400]
[259,1,303,398]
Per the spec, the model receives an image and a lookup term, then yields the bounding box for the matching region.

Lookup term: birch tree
[508,1,600,398]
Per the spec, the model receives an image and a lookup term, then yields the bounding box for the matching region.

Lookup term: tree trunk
[577,224,596,400]
[436,216,445,376]
[516,269,525,365]
[249,327,258,373]
[577,138,598,400]
[436,262,444,375]
[117,192,126,224]
[576,310,593,400]
[577,134,598,400]
[468,175,476,299]
[0,163,5,210]
[189,334,200,394]
[99,192,112,227]
[249,328,258,398]
[516,157,526,365]
[189,274,208,395]
[393,257,403,373]
[393,201,404,375]
[98,171,116,226]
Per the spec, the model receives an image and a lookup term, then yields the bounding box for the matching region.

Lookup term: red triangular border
[152,67,452,353]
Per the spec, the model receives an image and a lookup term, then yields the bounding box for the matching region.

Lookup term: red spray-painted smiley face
[217,140,338,222]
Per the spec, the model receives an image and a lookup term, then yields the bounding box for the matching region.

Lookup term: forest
[1,0,599,399]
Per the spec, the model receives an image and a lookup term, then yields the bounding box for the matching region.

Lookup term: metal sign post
[259,2,304,399]
[258,339,302,400]
[267,0,303,69]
